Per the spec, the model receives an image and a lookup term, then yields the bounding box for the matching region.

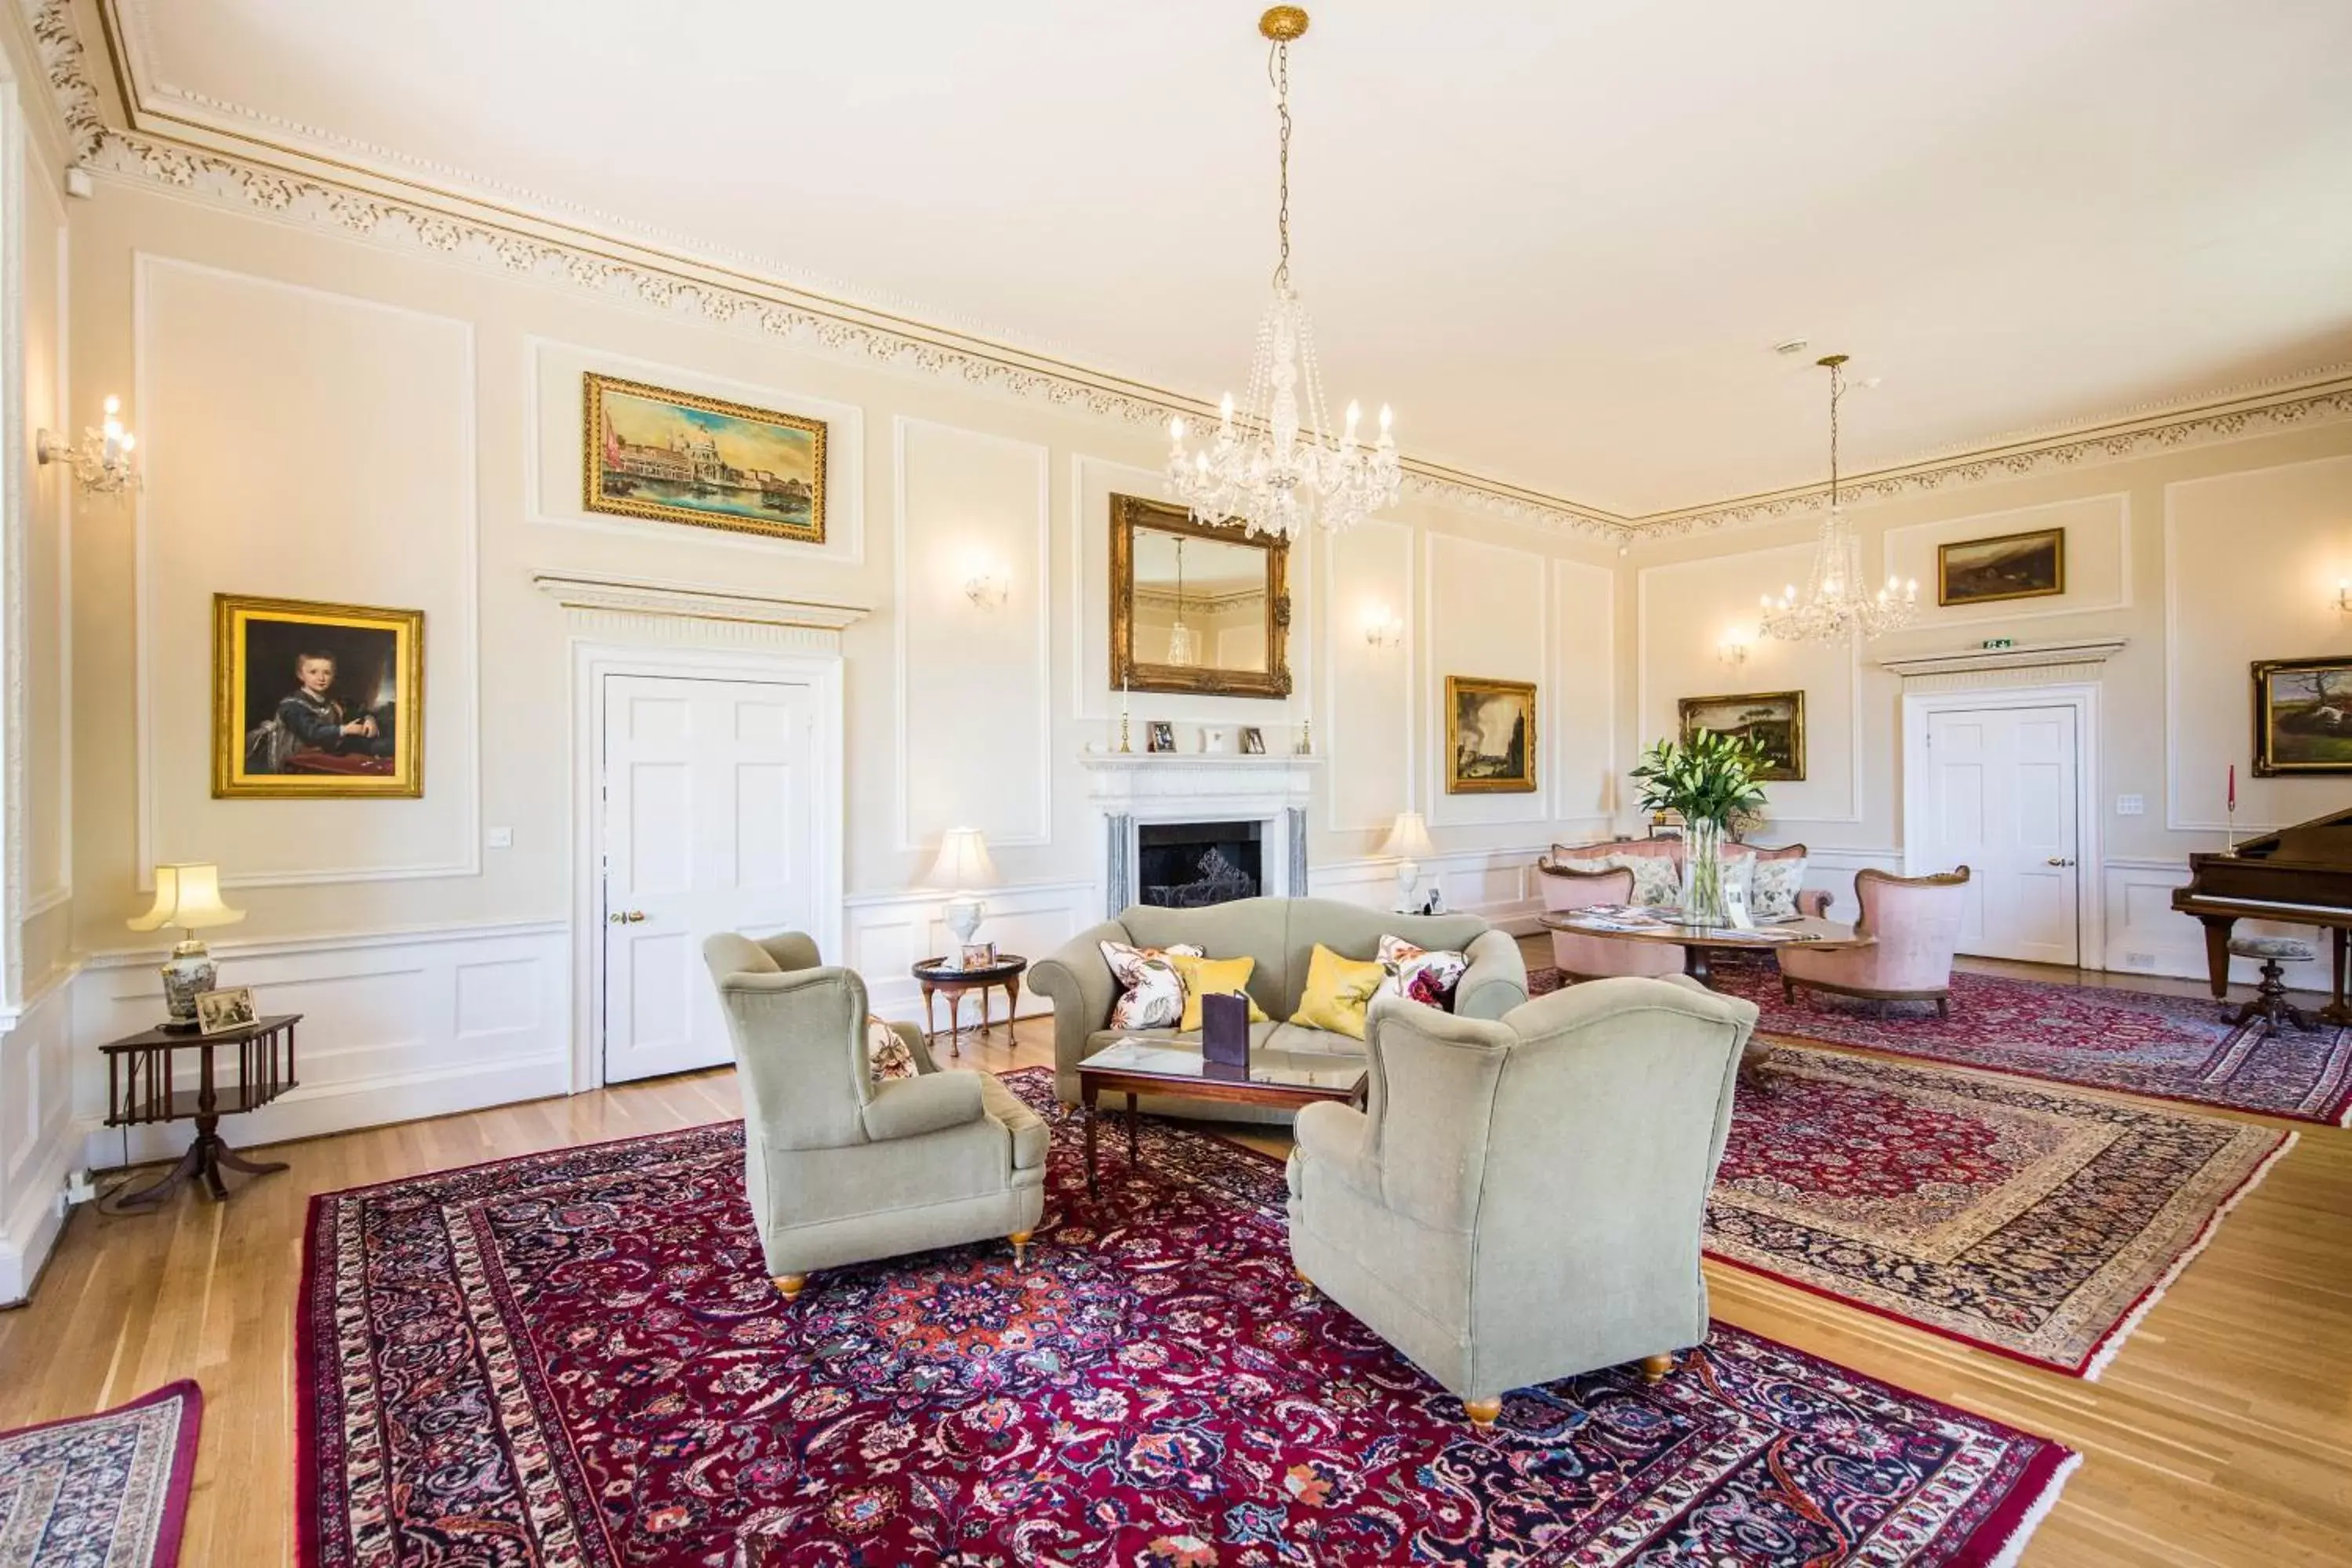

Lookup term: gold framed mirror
[1109,494,1291,698]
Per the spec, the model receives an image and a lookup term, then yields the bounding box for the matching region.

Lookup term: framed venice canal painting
[583,372,827,544]
[214,594,423,798]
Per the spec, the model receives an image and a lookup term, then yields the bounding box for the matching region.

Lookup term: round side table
[911,955,1028,1055]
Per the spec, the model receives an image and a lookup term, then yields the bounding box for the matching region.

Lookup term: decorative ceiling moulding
[31,0,2352,548]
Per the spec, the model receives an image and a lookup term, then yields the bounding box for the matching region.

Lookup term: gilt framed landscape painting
[214,594,423,798]
[1938,526,2064,607]
[2252,656,2352,775]
[1679,690,1806,782]
[1446,675,1537,793]
[583,372,827,543]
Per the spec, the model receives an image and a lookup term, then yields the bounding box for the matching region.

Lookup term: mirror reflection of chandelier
[1759,354,1918,644]
[1166,538,1200,666]
[1165,6,1401,541]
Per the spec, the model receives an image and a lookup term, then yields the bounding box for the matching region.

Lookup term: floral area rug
[1709,1046,2290,1377]
[0,1381,201,1568]
[298,1069,2076,1567]
[1533,960,2352,1125]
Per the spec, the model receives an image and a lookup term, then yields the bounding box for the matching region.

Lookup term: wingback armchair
[1286,976,1755,1427]
[702,932,1047,1301]
[1778,866,1972,1016]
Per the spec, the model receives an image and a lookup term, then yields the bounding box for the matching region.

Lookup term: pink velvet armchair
[1779,866,1972,1017]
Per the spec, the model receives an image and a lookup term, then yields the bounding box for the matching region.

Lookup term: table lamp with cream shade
[926,827,1000,965]
[129,862,245,1029]
[1381,811,1436,913]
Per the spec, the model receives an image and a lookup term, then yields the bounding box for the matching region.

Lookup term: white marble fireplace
[1077,753,1321,919]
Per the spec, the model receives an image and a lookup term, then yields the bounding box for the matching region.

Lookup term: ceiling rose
[1164,6,1400,541]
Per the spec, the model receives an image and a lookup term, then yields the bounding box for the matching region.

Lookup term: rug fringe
[2079,1128,2299,1381]
[1984,1451,2082,1568]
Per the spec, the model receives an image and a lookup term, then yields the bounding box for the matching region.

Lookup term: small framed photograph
[196,986,259,1035]
[1240,726,1266,754]
[960,942,999,968]
[1147,720,1177,753]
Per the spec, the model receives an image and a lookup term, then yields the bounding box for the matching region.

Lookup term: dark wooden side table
[100,1013,301,1210]
[910,956,1027,1056]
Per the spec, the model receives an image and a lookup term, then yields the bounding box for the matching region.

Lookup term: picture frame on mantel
[1109,493,1293,699]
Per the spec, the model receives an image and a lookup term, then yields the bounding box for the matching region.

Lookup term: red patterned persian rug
[0,1381,201,1568]
[1708,1046,2291,1377]
[298,1070,2076,1567]
[1532,960,2352,1125]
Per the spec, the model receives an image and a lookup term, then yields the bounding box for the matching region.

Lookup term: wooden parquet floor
[3,948,2347,1566]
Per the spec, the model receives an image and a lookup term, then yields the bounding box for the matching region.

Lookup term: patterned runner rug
[1534,961,2352,1125]
[299,1070,2075,1567]
[0,1381,201,1568]
[1710,1045,2290,1377]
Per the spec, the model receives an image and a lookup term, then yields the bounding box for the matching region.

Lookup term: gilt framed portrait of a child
[213,594,423,798]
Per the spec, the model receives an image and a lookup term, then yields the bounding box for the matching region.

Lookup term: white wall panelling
[1313,845,1549,935]
[21,147,69,922]
[1551,556,1616,828]
[2163,455,2352,833]
[0,973,75,1305]
[132,255,482,888]
[1777,844,1905,924]
[72,920,569,1173]
[524,336,868,567]
[1637,540,1866,825]
[1323,517,1414,832]
[2101,856,2333,989]
[846,879,1094,1024]
[1882,493,2132,630]
[894,417,1051,850]
[1424,533,1549,826]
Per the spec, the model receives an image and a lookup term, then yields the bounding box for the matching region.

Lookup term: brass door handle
[607,909,648,924]
[2045,857,2076,867]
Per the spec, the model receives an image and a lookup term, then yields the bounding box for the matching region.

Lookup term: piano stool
[2227,935,2318,1036]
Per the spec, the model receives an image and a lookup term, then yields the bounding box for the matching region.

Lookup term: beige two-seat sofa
[1029,895,1529,1119]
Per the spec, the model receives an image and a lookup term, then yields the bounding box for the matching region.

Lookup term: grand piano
[2172,804,2352,1024]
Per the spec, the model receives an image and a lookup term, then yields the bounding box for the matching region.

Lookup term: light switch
[486,826,514,848]
[2114,794,2144,817]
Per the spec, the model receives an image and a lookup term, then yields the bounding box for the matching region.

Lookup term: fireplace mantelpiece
[1076,753,1319,918]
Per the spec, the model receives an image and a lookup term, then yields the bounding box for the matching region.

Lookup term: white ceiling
[110,0,2352,518]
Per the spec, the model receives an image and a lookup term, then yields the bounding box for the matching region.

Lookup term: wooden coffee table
[1077,1038,1367,1197]
[1538,912,1875,1080]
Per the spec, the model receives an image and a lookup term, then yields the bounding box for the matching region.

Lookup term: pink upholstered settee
[1534,837,1829,981]
[1778,866,1972,1016]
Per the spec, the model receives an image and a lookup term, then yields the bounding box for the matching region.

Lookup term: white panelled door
[1920,705,2080,964]
[602,673,816,1083]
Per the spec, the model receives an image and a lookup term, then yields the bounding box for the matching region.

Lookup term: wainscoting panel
[1795,846,1904,924]
[72,921,571,1170]
[2101,858,2332,989]
[0,976,78,1305]
[1312,846,1548,935]
[846,881,1098,1024]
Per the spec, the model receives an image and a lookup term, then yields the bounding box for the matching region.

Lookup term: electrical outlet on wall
[2115,794,2145,816]
[2124,951,2156,969]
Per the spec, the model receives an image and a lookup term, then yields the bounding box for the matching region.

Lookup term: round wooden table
[911,955,1028,1056]
[1537,913,1874,1079]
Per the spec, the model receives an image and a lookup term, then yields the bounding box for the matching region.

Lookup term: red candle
[2227,764,2236,812]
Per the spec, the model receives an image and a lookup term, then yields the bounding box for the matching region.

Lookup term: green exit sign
[1980,637,2016,650]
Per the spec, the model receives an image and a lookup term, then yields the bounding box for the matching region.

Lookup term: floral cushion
[1597,852,1682,909]
[867,1015,919,1083]
[1376,934,1470,1011]
[1748,855,1806,922]
[1101,940,1206,1031]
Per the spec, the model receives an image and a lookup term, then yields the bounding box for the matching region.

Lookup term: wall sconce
[2336,577,2351,615]
[1717,630,1751,670]
[1363,607,1404,648]
[38,394,139,495]
[963,559,1010,610]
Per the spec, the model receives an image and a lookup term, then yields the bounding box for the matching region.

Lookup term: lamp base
[943,897,985,965]
[159,938,217,1029]
[1392,860,1422,916]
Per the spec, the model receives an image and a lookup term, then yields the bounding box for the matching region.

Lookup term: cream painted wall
[1627,419,2352,972]
[64,180,1624,967]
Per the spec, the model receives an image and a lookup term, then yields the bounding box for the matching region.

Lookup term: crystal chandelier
[1759,354,1918,644]
[1166,6,1400,540]
[1166,539,1200,666]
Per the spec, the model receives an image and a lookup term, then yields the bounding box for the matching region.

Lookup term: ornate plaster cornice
[31,0,2352,547]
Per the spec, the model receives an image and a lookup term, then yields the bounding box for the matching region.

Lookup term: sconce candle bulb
[38,392,140,496]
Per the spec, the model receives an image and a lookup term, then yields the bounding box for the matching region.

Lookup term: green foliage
[1632,728,1769,828]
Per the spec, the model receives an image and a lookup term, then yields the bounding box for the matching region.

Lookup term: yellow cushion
[1287,944,1388,1040]
[1168,953,1271,1033]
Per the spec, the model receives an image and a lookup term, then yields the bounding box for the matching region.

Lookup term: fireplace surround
[1077,753,1318,918]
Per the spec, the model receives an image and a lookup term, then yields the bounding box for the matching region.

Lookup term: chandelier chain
[1828,358,1842,509]
[1270,40,1292,288]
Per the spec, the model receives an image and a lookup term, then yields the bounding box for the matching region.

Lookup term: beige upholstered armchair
[1286,976,1754,1427]
[1779,866,1972,1016]
[702,932,1047,1301]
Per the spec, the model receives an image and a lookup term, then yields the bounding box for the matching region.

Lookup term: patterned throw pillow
[1749,855,1808,923]
[1598,853,1682,909]
[867,1015,919,1083]
[1101,941,1205,1031]
[1376,934,1471,1011]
